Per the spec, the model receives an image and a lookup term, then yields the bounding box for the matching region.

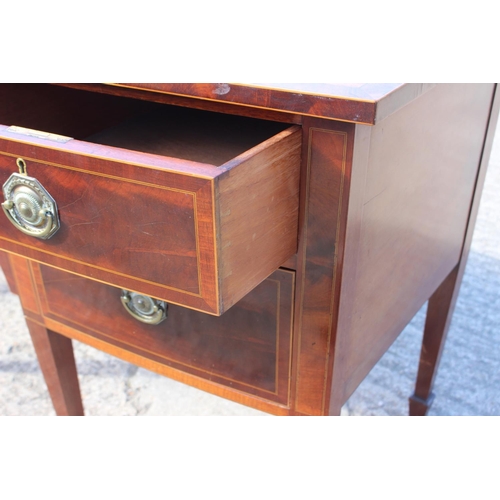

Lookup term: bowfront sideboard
[0,83,498,416]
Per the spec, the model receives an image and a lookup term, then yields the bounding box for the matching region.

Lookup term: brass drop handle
[1,158,60,240]
[2,199,55,239]
[121,290,168,325]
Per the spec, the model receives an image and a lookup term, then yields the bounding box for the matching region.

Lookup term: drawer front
[0,141,217,312]
[33,264,295,405]
[0,88,301,315]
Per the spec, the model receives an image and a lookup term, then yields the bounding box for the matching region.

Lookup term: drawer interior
[0,84,288,165]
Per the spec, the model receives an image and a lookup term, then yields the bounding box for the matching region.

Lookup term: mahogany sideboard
[0,83,498,416]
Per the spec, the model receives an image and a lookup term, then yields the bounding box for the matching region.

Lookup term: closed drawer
[32,263,295,405]
[0,84,301,315]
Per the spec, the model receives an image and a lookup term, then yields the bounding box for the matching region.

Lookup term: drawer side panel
[217,127,301,312]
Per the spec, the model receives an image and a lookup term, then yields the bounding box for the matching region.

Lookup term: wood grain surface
[330,83,496,410]
[0,85,301,315]
[217,128,301,310]
[54,83,304,125]
[0,250,17,294]
[410,83,500,415]
[97,83,435,125]
[25,318,84,416]
[0,136,219,313]
[34,264,295,407]
[7,254,40,318]
[1,83,497,417]
[289,118,355,415]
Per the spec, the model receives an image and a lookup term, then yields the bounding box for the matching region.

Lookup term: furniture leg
[26,318,84,416]
[409,265,461,416]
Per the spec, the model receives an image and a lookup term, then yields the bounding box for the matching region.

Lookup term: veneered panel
[0,250,17,294]
[8,254,40,316]
[0,88,300,315]
[35,264,295,404]
[291,120,355,415]
[0,155,200,293]
[333,83,496,405]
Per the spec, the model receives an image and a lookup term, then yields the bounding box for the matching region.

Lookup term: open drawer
[0,84,301,315]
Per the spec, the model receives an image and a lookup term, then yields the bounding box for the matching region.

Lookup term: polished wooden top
[107,83,435,125]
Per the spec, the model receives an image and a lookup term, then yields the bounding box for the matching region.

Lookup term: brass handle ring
[120,290,168,325]
[2,200,55,239]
